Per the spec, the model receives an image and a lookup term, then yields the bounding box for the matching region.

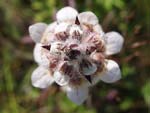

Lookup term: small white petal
[54,22,69,34]
[78,11,98,26]
[81,60,97,75]
[66,86,89,105]
[29,23,47,43]
[53,71,70,86]
[31,66,54,88]
[56,7,78,23]
[41,22,57,44]
[100,60,121,83]
[33,44,49,67]
[105,32,124,55]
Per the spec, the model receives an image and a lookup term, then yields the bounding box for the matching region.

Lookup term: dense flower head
[29,7,124,105]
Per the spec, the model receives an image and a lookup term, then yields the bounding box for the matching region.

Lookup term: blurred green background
[0,0,150,113]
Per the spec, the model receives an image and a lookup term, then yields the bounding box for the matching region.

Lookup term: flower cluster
[29,7,124,105]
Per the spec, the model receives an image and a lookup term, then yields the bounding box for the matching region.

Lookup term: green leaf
[122,64,135,78]
[142,80,150,106]
[120,99,133,110]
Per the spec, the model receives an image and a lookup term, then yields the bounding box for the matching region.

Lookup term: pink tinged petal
[44,22,57,33]
[100,60,121,83]
[53,71,70,86]
[54,23,69,40]
[66,86,89,105]
[69,25,83,37]
[90,52,105,63]
[93,24,105,37]
[29,23,47,43]
[33,44,49,67]
[56,7,78,22]
[41,32,56,44]
[41,22,57,43]
[105,32,124,55]
[31,66,54,88]
[69,24,82,41]
[48,55,60,69]
[78,11,98,26]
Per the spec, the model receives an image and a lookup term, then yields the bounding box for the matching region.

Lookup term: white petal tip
[31,66,54,88]
[100,60,121,83]
[29,23,47,43]
[33,44,49,67]
[54,22,69,34]
[67,86,88,105]
[78,11,98,26]
[53,71,69,86]
[56,7,78,22]
[105,31,124,55]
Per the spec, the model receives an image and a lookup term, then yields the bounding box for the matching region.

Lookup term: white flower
[31,66,54,88]
[29,6,124,105]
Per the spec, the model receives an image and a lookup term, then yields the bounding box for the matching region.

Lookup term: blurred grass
[0,0,150,113]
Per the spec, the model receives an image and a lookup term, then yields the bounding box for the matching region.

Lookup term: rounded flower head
[29,7,124,105]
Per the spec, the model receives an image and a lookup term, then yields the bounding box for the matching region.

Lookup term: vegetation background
[0,0,149,113]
